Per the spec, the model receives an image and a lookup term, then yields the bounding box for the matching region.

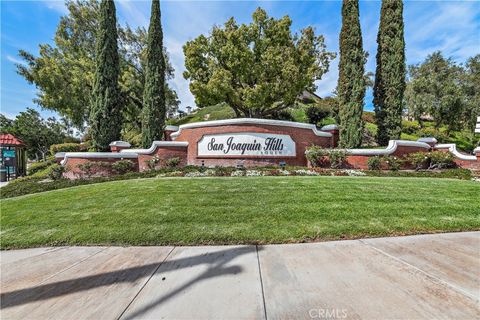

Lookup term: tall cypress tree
[142,0,166,147]
[337,0,366,148]
[373,0,406,145]
[90,0,122,151]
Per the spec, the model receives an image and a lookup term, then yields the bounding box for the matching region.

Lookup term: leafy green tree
[462,55,480,132]
[337,0,367,148]
[89,0,122,151]
[16,0,178,132]
[142,0,166,147]
[405,52,464,131]
[183,8,335,118]
[406,52,480,133]
[373,0,406,145]
[0,109,69,160]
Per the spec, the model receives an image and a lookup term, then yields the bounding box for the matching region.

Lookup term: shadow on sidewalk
[1,245,259,316]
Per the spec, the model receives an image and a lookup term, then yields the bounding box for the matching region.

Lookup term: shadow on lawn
[1,246,259,318]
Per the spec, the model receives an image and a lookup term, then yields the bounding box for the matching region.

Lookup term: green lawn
[1,176,479,249]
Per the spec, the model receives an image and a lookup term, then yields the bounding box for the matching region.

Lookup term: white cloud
[40,0,68,14]
[116,0,149,27]
[5,55,25,66]
[315,58,339,98]
[404,1,480,63]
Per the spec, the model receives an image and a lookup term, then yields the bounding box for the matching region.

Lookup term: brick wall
[173,123,333,167]
[63,157,139,180]
[137,146,188,172]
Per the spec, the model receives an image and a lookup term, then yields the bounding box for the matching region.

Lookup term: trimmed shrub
[367,156,381,170]
[28,159,55,175]
[77,161,112,178]
[306,104,331,125]
[165,157,181,168]
[383,156,402,171]
[366,168,472,180]
[145,156,161,170]
[406,152,430,170]
[402,120,420,135]
[111,160,135,174]
[305,146,328,167]
[328,150,347,169]
[406,151,455,170]
[50,143,82,155]
[428,151,455,169]
[48,164,65,180]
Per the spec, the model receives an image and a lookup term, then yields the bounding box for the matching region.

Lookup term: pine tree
[373,0,406,145]
[90,0,122,151]
[142,0,166,147]
[337,0,366,148]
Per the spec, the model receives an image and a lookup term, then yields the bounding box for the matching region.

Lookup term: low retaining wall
[343,140,432,169]
[61,153,139,179]
[124,142,189,171]
[56,118,479,179]
[310,141,479,170]
[434,144,480,170]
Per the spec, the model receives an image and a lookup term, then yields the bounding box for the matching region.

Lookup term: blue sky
[1,0,479,120]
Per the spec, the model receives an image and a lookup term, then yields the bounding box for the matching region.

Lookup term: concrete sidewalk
[1,232,479,319]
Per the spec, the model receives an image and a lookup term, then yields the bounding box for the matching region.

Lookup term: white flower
[167,171,184,177]
[344,169,366,176]
[184,171,206,177]
[231,170,245,177]
[204,169,216,176]
[293,169,319,176]
[246,170,262,176]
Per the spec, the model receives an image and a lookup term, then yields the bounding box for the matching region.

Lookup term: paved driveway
[1,232,479,319]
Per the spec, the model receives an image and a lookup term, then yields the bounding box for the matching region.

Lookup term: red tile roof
[0,133,25,146]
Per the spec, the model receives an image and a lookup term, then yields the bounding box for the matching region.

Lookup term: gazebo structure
[0,133,27,180]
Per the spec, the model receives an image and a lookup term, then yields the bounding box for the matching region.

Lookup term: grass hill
[168,103,236,126]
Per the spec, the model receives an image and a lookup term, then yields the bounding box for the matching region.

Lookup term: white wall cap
[121,141,189,155]
[434,144,477,161]
[320,124,339,131]
[109,141,131,147]
[61,152,138,166]
[417,137,437,144]
[169,118,333,139]
[63,152,138,159]
[345,140,431,156]
[165,125,179,131]
[54,152,66,158]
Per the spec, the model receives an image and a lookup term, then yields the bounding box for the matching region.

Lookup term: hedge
[50,143,82,155]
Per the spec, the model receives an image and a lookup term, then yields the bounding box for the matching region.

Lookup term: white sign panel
[198,133,296,157]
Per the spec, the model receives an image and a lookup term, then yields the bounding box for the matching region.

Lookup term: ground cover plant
[1,176,479,249]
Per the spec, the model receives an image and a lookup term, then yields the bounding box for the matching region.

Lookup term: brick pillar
[321,124,339,148]
[475,147,480,161]
[164,125,179,141]
[109,141,131,153]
